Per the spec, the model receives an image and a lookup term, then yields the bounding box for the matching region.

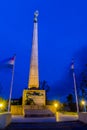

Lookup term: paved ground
[1,114,87,130]
[1,121,87,130]
[12,113,78,123]
[12,116,56,122]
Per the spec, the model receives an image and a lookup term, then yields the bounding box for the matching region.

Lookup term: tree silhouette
[0,82,2,94]
[78,65,87,100]
[39,80,50,92]
[39,80,50,100]
[66,93,76,111]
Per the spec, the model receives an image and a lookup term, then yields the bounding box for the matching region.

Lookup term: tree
[67,94,73,104]
[11,97,22,105]
[78,65,87,100]
[39,80,50,100]
[66,93,76,111]
[18,96,22,105]
[40,80,50,91]
[0,82,3,94]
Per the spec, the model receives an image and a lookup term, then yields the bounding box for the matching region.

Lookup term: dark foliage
[78,65,87,100]
[66,93,76,111]
[39,80,50,100]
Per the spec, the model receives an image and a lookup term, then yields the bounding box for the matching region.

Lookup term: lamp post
[0,104,3,108]
[71,60,79,114]
[0,103,3,112]
[81,100,86,112]
[54,103,58,110]
[54,103,59,122]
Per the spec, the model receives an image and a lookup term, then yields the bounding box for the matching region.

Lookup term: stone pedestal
[22,89,46,106]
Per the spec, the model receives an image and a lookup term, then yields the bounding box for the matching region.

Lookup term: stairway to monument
[24,109,55,117]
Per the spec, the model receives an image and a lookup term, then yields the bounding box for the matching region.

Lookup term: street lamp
[0,103,3,108]
[54,103,59,122]
[0,103,3,112]
[54,103,58,110]
[81,100,86,112]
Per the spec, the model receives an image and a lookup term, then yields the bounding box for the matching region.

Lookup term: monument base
[22,89,46,106]
[11,105,56,114]
[22,90,55,117]
[23,107,55,117]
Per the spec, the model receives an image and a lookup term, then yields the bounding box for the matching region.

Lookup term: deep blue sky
[0,0,87,101]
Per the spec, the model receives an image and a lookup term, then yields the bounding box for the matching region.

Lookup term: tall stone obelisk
[28,11,39,89]
[23,11,45,107]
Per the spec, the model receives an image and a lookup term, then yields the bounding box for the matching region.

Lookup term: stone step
[24,109,55,117]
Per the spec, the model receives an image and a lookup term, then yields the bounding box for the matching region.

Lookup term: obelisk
[23,11,45,107]
[28,11,39,89]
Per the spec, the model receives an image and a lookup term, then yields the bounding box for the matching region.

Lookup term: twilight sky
[0,0,87,101]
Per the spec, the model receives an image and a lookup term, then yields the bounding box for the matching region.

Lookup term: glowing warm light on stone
[54,103,58,108]
[0,103,3,108]
[28,11,39,89]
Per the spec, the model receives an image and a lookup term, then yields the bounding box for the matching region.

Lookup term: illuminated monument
[28,11,39,89]
[11,11,55,117]
[23,11,45,107]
